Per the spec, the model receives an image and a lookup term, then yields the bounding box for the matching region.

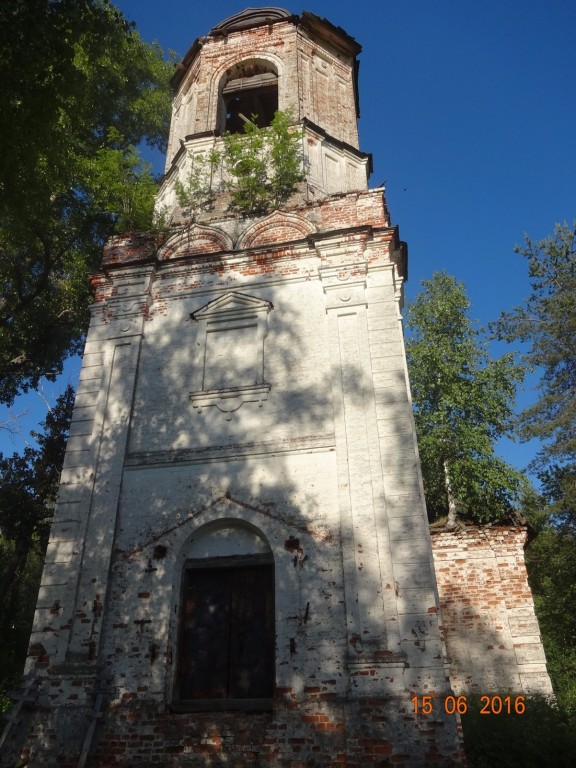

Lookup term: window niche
[189,292,273,419]
[173,522,274,711]
[220,60,279,134]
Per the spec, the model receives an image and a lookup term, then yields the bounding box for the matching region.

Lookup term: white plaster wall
[101,451,345,703]
[128,273,333,455]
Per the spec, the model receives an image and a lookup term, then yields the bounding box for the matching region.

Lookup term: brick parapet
[101,190,393,272]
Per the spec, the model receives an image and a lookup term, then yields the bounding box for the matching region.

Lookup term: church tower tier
[156,9,372,221]
[5,8,467,767]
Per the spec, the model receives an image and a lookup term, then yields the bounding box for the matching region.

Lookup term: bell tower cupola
[157,8,372,220]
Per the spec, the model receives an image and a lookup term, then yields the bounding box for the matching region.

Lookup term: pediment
[190,291,273,321]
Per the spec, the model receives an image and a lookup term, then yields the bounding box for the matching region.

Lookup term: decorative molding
[236,210,316,250]
[189,291,273,419]
[319,262,367,312]
[158,224,233,261]
[125,433,336,467]
[190,291,273,321]
[190,383,271,421]
[210,8,292,36]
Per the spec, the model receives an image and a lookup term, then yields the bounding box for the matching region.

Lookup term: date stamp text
[411,694,526,716]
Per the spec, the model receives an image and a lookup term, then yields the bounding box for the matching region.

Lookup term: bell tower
[9,9,464,767]
[156,7,371,218]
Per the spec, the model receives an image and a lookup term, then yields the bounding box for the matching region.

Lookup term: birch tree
[405,272,526,527]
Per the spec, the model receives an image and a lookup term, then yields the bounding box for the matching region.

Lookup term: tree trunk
[443,459,458,530]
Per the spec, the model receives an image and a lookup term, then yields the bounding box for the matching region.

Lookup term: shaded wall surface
[431,526,553,697]
[1,191,463,768]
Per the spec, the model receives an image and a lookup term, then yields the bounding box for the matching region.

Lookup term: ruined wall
[431,526,553,696]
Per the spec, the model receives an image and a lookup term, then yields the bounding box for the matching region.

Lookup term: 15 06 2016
[411,695,526,715]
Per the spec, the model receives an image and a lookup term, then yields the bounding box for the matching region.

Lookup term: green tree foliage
[405,272,526,526]
[174,149,222,222]
[172,111,304,221]
[492,224,575,466]
[0,386,75,704]
[521,474,574,713]
[223,110,304,216]
[492,223,576,523]
[492,224,576,709]
[0,0,173,405]
[526,523,576,713]
[461,694,576,768]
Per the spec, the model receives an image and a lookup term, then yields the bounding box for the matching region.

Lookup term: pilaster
[27,266,156,692]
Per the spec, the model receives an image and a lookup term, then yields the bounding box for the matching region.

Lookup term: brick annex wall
[431,526,553,696]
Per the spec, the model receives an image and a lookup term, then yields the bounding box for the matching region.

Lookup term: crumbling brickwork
[431,526,553,697]
[156,9,371,220]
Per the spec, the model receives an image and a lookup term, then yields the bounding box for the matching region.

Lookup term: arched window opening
[174,522,274,710]
[222,61,278,134]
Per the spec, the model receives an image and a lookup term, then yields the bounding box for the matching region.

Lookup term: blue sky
[2,1,575,476]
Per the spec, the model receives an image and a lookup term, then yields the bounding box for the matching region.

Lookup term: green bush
[223,109,304,216]
[461,694,576,768]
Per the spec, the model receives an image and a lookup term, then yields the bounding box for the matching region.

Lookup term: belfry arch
[219,58,279,133]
